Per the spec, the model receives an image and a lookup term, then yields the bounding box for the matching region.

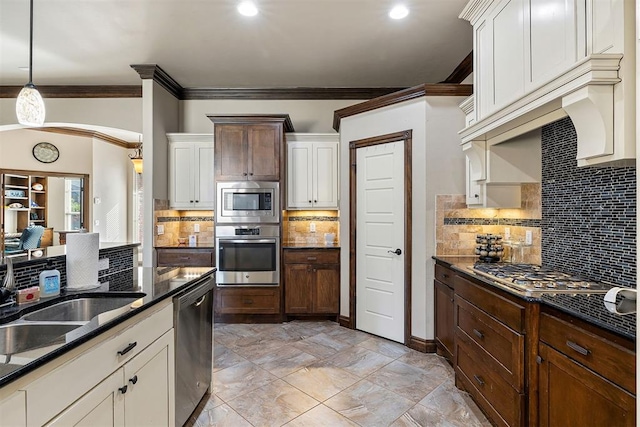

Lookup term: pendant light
[16,0,45,127]
[129,138,143,174]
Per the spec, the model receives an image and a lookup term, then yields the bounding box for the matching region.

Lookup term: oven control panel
[235,228,261,236]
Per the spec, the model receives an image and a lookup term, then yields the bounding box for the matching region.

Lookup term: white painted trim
[166,133,213,143]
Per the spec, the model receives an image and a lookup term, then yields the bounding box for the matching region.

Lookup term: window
[64,178,83,230]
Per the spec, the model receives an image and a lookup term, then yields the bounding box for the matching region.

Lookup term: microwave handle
[219,239,277,244]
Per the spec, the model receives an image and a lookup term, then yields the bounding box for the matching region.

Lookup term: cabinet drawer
[26,303,173,427]
[283,249,339,264]
[435,264,456,287]
[454,274,525,332]
[539,312,636,394]
[216,288,280,314]
[455,296,524,390]
[456,339,525,427]
[157,249,214,267]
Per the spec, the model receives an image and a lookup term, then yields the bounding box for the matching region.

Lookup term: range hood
[459,54,635,167]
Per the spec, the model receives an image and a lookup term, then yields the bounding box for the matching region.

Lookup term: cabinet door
[284,263,313,313]
[491,0,526,111]
[169,143,195,209]
[465,157,484,206]
[475,17,493,119]
[528,0,583,89]
[194,143,215,209]
[0,391,26,427]
[124,330,174,427]
[46,369,125,427]
[434,280,454,362]
[313,264,339,313]
[287,142,313,209]
[247,125,280,181]
[215,125,247,180]
[312,142,338,209]
[538,343,636,427]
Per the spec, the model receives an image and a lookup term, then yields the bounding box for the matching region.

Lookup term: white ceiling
[0,0,472,89]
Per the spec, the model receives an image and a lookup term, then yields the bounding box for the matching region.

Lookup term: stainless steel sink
[0,323,81,355]
[21,297,143,322]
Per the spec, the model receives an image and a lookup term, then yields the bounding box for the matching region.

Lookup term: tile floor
[188,321,491,427]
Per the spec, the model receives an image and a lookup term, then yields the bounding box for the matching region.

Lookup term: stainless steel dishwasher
[174,275,214,427]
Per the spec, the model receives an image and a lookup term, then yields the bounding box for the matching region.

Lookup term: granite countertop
[0,266,216,387]
[155,244,215,249]
[282,242,340,249]
[433,255,636,341]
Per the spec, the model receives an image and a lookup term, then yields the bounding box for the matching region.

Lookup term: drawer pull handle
[119,385,128,394]
[566,340,590,356]
[473,329,484,339]
[473,375,485,386]
[117,342,137,356]
[442,274,450,279]
[307,257,317,261]
[129,375,138,384]
[243,299,254,304]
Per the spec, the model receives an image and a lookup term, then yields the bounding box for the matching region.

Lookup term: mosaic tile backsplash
[154,204,214,246]
[541,117,636,288]
[283,210,339,245]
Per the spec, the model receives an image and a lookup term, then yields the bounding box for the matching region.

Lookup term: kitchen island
[433,255,635,427]
[0,265,215,426]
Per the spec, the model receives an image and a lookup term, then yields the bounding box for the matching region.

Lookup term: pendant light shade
[16,0,45,127]
[129,139,143,174]
[16,83,45,126]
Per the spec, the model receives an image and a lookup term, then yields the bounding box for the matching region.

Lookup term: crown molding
[130,64,183,99]
[333,83,473,131]
[34,127,136,149]
[0,85,141,98]
[208,114,295,132]
[182,87,405,100]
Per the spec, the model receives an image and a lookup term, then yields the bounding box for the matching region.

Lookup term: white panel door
[287,142,313,208]
[195,143,215,209]
[313,142,338,209]
[356,141,405,343]
[169,143,194,209]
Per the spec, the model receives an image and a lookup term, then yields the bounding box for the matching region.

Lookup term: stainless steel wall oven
[215,225,280,286]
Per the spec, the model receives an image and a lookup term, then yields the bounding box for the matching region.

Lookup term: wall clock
[32,142,60,163]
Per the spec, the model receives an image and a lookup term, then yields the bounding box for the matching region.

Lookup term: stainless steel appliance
[174,275,214,427]
[216,181,279,224]
[467,263,610,297]
[215,225,280,286]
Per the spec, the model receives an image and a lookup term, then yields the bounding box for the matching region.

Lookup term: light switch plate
[525,230,533,245]
[310,222,316,233]
[157,225,164,235]
[194,224,200,233]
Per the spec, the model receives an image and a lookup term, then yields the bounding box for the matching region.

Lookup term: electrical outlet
[94,220,99,226]
[504,227,511,240]
[157,224,164,235]
[194,224,200,233]
[93,197,101,204]
[525,230,533,245]
[310,222,316,233]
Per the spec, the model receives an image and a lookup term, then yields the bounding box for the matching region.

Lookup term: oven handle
[218,239,277,244]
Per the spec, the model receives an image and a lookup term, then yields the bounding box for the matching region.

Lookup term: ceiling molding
[333,83,473,131]
[130,64,183,99]
[441,51,473,84]
[182,87,406,100]
[33,127,137,149]
[0,85,141,98]
[207,114,295,132]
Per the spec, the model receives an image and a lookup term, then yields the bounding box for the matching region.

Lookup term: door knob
[388,248,402,255]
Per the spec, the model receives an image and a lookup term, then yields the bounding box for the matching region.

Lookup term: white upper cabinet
[168,134,214,210]
[460,0,635,167]
[286,134,339,210]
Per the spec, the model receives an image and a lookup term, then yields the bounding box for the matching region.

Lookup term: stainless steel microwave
[216,181,279,224]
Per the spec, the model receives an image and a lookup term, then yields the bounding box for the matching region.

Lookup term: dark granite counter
[1,242,140,266]
[282,242,340,249]
[0,266,215,387]
[433,256,635,341]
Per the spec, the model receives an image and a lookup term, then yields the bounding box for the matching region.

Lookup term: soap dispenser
[39,260,61,298]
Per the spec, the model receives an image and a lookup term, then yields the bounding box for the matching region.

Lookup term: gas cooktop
[468,263,611,296]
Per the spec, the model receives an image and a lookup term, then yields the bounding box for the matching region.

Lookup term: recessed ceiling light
[237,1,258,17]
[389,4,409,20]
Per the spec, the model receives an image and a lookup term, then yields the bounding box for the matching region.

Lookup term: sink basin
[0,323,81,355]
[21,297,144,322]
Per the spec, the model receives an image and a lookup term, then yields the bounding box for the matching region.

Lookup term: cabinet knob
[119,385,128,394]
[129,375,138,384]
[314,200,317,203]
[474,194,479,198]
[308,200,312,203]
[195,200,199,203]
[249,172,253,176]
[190,200,194,203]
[243,173,248,176]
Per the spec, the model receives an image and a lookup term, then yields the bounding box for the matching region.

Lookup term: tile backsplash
[541,117,636,287]
[154,200,214,246]
[436,184,542,264]
[283,210,339,245]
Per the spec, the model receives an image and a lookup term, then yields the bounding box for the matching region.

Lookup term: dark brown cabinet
[156,248,214,267]
[284,248,339,315]
[434,264,455,362]
[215,287,280,315]
[210,115,293,182]
[538,310,636,427]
